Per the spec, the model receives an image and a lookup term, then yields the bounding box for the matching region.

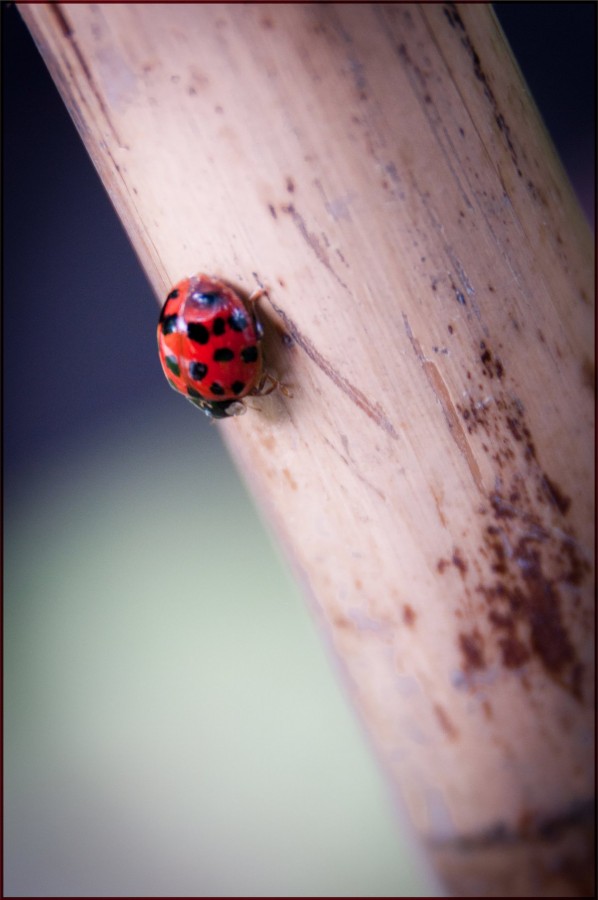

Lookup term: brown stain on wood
[459,628,486,672]
[442,335,590,701]
[433,702,459,741]
[402,604,416,627]
[283,467,298,490]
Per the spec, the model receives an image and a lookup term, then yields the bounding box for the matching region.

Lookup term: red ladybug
[157,274,277,418]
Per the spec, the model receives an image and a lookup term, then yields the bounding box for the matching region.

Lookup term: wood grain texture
[20,3,594,895]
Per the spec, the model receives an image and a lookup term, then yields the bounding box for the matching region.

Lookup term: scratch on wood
[403,314,484,493]
[323,436,387,502]
[281,203,350,293]
[270,301,398,439]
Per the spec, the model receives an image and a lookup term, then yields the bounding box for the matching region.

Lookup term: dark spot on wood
[459,629,486,672]
[477,501,588,700]
[540,474,571,516]
[581,356,595,393]
[286,176,295,193]
[283,467,297,490]
[452,550,468,577]
[490,493,517,520]
[498,635,531,669]
[560,540,591,587]
[479,340,504,379]
[433,703,459,740]
[402,604,416,627]
[268,204,277,219]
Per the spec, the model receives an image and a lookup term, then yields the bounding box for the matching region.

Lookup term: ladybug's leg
[246,287,268,340]
[254,370,293,398]
[256,372,278,397]
[247,287,268,307]
[247,285,293,400]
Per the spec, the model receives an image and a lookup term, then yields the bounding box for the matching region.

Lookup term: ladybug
[157,274,277,418]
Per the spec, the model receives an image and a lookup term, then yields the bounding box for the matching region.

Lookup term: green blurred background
[5,409,434,896]
[3,4,594,896]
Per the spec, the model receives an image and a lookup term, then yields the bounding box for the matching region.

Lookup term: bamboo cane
[19,3,594,895]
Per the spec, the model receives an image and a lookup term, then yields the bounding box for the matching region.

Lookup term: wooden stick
[20,3,594,895]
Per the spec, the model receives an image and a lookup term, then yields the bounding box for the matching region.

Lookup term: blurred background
[3,4,594,896]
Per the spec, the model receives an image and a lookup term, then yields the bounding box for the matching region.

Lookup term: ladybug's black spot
[161,315,178,335]
[165,356,180,376]
[212,316,226,336]
[166,289,179,301]
[189,362,208,381]
[187,323,210,344]
[187,386,203,399]
[210,382,225,396]
[159,297,177,323]
[232,380,246,395]
[214,347,234,362]
[229,308,248,332]
[241,345,258,363]
[167,378,179,391]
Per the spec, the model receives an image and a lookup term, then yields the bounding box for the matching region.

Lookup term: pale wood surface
[20,4,594,895]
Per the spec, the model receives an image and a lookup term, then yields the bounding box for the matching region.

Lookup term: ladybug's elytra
[157,273,278,418]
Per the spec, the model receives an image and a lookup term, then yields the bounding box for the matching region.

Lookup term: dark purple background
[3,3,595,483]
